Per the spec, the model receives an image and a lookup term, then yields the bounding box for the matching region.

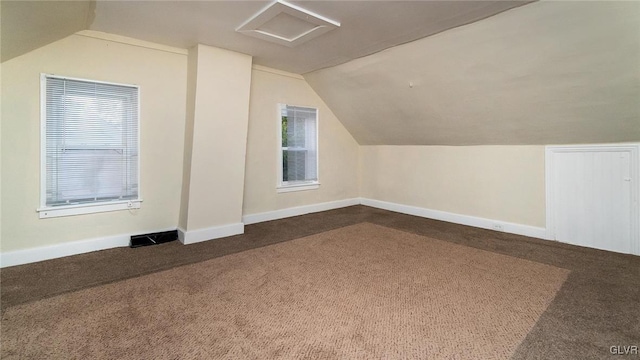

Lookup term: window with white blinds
[278,104,319,192]
[39,74,140,217]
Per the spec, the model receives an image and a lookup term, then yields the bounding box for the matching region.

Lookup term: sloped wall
[1,0,94,62]
[305,1,640,145]
[243,67,360,216]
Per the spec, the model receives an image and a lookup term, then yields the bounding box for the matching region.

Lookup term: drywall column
[179,44,252,244]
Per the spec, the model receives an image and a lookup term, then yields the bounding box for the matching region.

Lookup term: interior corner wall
[242,67,360,216]
[178,46,198,230]
[180,45,252,232]
[359,145,546,228]
[0,36,3,247]
[0,34,187,252]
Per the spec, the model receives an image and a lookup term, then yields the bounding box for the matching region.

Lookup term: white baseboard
[0,227,175,268]
[177,223,244,245]
[0,198,547,268]
[242,198,360,225]
[359,198,548,240]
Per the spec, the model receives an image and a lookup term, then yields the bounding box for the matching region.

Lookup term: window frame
[38,74,142,219]
[277,103,320,193]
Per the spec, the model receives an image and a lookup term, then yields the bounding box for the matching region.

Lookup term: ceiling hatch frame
[236,0,340,47]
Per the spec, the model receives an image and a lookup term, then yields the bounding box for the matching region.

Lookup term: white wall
[0,29,559,258]
[0,32,362,258]
[360,146,546,228]
[243,66,360,216]
[179,45,252,234]
[1,0,94,62]
[178,45,198,230]
[0,2,3,250]
[305,1,640,146]
[0,33,188,252]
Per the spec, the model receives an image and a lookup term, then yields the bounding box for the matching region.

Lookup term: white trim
[545,143,640,255]
[243,198,360,225]
[236,0,339,47]
[277,104,283,186]
[40,74,142,218]
[37,200,142,218]
[40,74,47,207]
[359,198,548,240]
[277,182,320,193]
[0,227,176,268]
[252,65,304,80]
[545,146,555,242]
[277,104,319,190]
[177,223,245,245]
[42,73,140,89]
[75,30,188,55]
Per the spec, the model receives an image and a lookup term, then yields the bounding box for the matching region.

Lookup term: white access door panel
[549,147,638,254]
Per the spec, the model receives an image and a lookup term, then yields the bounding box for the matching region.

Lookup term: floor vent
[130,230,178,248]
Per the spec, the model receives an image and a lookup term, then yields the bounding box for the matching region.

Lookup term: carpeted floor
[1,205,639,359]
[1,223,569,359]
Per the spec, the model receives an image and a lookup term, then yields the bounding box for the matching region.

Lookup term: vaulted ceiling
[1,0,530,74]
[305,1,640,145]
[2,1,638,145]
[1,0,95,63]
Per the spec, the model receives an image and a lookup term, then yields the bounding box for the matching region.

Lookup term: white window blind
[280,105,317,185]
[43,75,139,208]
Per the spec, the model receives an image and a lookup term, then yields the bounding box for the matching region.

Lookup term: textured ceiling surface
[3,1,638,146]
[88,1,530,73]
[305,1,640,145]
[2,1,531,73]
[1,0,94,62]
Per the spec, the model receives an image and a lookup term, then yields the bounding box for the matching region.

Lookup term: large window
[278,104,319,192]
[38,74,140,218]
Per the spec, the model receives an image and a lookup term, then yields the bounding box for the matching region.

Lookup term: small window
[38,74,141,218]
[278,104,319,192]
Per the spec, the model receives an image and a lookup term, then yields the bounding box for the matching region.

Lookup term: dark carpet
[1,223,569,359]
[1,205,639,359]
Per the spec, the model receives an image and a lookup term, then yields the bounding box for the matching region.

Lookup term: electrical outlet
[492,224,504,232]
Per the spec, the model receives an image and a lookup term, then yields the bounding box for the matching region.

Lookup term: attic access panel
[236,0,340,47]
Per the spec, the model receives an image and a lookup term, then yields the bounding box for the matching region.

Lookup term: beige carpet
[1,223,569,359]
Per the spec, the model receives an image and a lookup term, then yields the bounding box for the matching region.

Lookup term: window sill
[277,182,320,193]
[37,199,142,219]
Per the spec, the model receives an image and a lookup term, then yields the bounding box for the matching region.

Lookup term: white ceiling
[3,1,637,146]
[89,1,530,73]
[305,1,640,145]
[1,0,95,63]
[2,1,532,74]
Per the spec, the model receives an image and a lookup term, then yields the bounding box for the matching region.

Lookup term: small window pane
[280,105,317,185]
[43,75,139,207]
